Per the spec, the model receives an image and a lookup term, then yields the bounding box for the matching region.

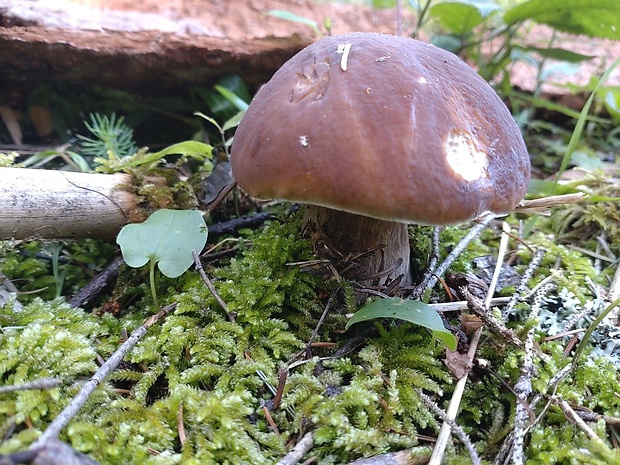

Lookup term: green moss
[0,240,116,303]
[517,232,600,303]
[0,299,111,445]
[0,152,17,167]
[437,226,492,274]
[448,340,620,463]
[2,211,619,463]
[528,422,620,465]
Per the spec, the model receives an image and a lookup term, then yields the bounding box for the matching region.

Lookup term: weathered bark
[0,167,143,240]
[0,0,409,95]
[304,205,411,299]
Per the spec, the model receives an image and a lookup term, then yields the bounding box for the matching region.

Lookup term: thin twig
[412,227,442,297]
[276,432,314,465]
[430,222,513,464]
[496,333,574,464]
[308,290,338,346]
[204,178,237,214]
[192,249,235,322]
[514,193,586,215]
[31,303,176,449]
[345,449,431,465]
[419,388,481,465]
[556,398,616,462]
[430,297,511,313]
[610,263,620,302]
[429,327,483,465]
[485,221,511,309]
[511,283,553,465]
[69,255,124,308]
[17,438,101,465]
[416,213,496,297]
[208,211,272,240]
[503,248,545,319]
[462,286,524,349]
[0,377,60,394]
[177,403,187,447]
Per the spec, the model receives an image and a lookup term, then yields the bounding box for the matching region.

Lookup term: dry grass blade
[514,193,586,215]
[429,221,513,464]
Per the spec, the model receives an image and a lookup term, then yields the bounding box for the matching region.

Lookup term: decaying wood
[68,255,124,308]
[0,167,144,240]
[0,0,408,95]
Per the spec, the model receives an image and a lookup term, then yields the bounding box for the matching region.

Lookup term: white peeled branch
[0,167,141,240]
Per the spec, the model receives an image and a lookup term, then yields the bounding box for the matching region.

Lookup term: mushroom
[231,32,530,298]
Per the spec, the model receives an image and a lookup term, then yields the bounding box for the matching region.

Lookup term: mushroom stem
[304,205,411,301]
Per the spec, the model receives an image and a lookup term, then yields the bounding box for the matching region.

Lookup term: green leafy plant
[503,0,620,39]
[346,297,457,350]
[94,139,214,174]
[418,0,620,133]
[73,112,214,173]
[116,209,208,308]
[78,113,138,160]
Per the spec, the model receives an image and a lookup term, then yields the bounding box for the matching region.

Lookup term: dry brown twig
[514,193,586,215]
[192,249,235,322]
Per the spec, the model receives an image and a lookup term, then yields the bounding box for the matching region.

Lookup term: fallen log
[0,167,144,240]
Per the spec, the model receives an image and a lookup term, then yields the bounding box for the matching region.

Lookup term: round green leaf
[117,209,208,278]
[346,297,457,350]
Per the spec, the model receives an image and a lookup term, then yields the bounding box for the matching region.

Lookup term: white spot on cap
[299,135,309,147]
[445,132,489,182]
[418,77,427,84]
[336,43,352,71]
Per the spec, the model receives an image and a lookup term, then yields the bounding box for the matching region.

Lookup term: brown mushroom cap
[231,32,531,225]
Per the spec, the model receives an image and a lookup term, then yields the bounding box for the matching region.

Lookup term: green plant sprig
[116,209,208,309]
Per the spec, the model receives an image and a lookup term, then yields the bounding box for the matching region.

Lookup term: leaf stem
[149,259,159,309]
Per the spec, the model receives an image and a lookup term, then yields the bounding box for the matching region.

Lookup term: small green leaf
[222,110,246,132]
[346,298,457,350]
[523,46,595,63]
[117,209,208,278]
[214,85,249,112]
[430,1,499,35]
[148,141,213,161]
[527,179,582,196]
[504,0,620,40]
